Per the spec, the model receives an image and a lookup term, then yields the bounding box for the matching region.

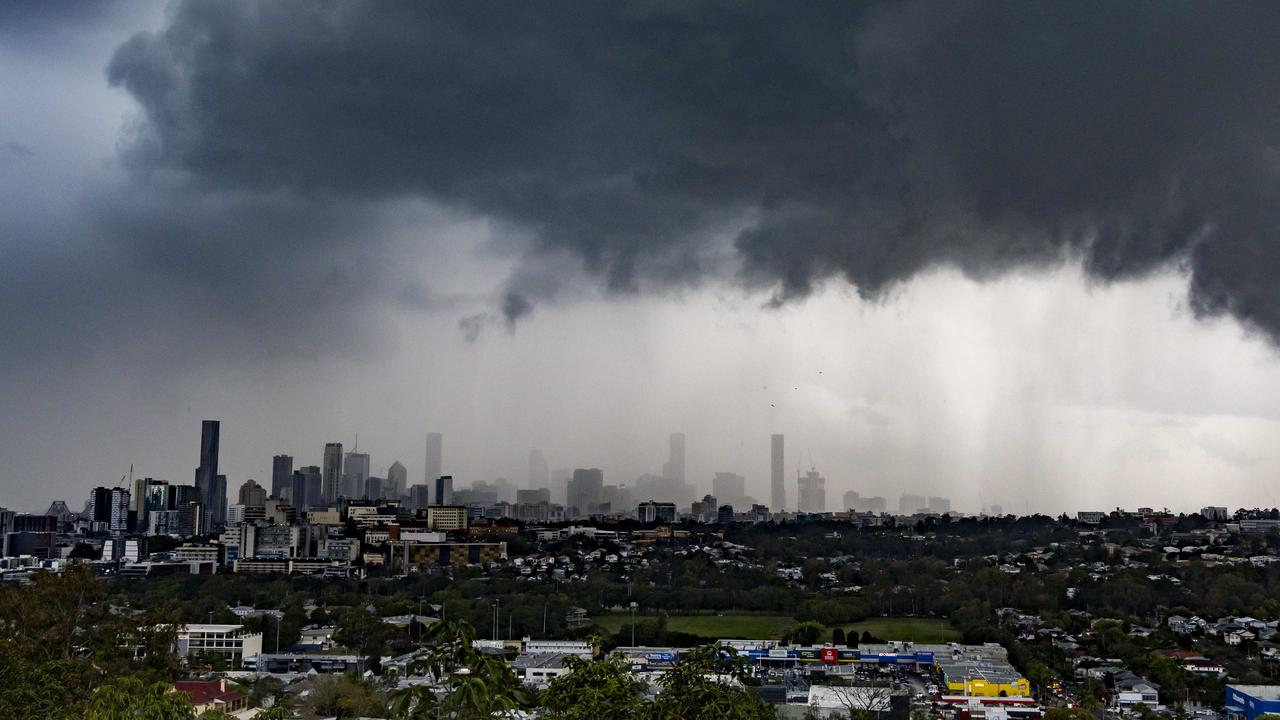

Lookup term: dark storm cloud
[104,1,1280,340]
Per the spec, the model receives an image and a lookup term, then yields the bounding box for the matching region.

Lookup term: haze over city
[6,1,1280,515]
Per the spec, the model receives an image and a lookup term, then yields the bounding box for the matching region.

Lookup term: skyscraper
[322,443,343,503]
[210,474,227,528]
[425,432,443,484]
[292,465,322,511]
[194,420,220,530]
[662,433,686,486]
[271,454,293,499]
[712,472,746,505]
[409,484,430,511]
[567,468,603,517]
[770,434,785,512]
[93,486,131,533]
[343,451,370,498]
[433,475,454,505]
[387,461,408,499]
[528,448,549,489]
[238,478,266,506]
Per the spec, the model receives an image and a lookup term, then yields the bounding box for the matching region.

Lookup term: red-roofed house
[172,679,248,715]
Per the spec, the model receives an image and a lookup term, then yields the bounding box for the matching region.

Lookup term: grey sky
[3,1,1280,514]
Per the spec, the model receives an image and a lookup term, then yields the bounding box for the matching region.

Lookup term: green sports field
[837,617,961,643]
[592,613,797,639]
[591,613,959,643]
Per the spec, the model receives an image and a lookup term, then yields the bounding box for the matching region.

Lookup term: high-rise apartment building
[322,443,343,503]
[770,434,785,512]
[425,433,443,484]
[899,493,927,514]
[271,455,293,499]
[89,486,131,532]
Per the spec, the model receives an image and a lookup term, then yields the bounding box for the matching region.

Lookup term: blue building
[1226,685,1280,720]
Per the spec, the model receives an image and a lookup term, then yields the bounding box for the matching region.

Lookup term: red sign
[820,647,839,663]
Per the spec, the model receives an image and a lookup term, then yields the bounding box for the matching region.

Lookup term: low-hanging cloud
[103,1,1280,341]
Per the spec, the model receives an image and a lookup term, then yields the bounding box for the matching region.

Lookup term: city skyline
[6,3,1280,515]
[9,416,1273,520]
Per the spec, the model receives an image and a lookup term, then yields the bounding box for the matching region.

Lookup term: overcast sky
[4,1,1280,515]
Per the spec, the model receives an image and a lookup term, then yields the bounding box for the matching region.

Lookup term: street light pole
[630,601,638,646]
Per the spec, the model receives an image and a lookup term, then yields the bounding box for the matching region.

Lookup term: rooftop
[1229,686,1280,702]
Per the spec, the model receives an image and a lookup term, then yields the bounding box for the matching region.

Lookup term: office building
[131,476,147,518]
[238,479,266,507]
[566,468,603,517]
[797,469,826,513]
[194,420,220,531]
[529,448,549,489]
[517,488,551,505]
[1226,685,1280,720]
[927,496,951,514]
[270,455,293,499]
[210,474,227,529]
[386,461,408,499]
[425,505,468,532]
[173,624,263,666]
[409,484,430,511]
[638,501,677,523]
[290,465,321,511]
[712,472,746,505]
[322,443,343,503]
[434,475,454,506]
[770,434,785,512]
[365,476,384,499]
[343,451,370,499]
[691,494,718,522]
[425,432,443,484]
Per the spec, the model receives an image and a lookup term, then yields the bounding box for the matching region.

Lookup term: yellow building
[939,660,1031,698]
[391,540,507,571]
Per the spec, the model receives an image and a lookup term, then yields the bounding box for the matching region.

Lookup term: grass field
[593,613,797,639]
[837,617,961,643]
[591,613,960,643]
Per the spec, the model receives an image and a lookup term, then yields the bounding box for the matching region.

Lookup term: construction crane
[114,463,134,489]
